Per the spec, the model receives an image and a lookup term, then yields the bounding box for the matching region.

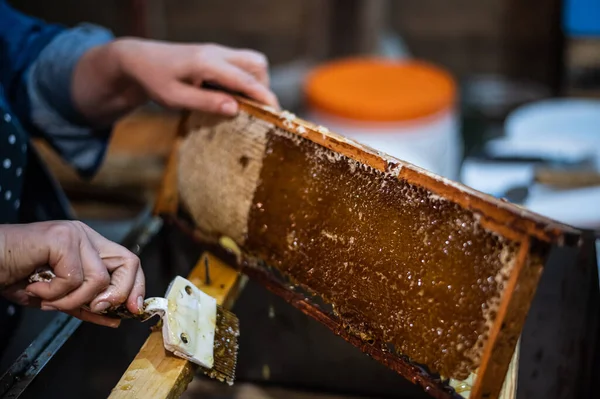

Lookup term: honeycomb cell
[246,129,520,379]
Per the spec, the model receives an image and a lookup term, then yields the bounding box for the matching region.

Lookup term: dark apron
[0,102,74,359]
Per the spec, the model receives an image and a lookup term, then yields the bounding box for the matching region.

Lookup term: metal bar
[0,314,75,397]
[0,315,81,399]
[119,206,164,256]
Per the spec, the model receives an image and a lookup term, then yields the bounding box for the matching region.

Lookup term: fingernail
[93,301,111,313]
[220,101,238,115]
[137,296,144,313]
[25,291,38,298]
[41,304,56,311]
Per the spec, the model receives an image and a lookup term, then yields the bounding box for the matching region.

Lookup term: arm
[0,0,64,122]
[32,36,280,176]
[26,25,116,178]
[0,4,143,326]
[1,1,115,178]
[3,2,279,178]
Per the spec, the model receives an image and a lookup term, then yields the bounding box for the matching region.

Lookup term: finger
[200,62,279,108]
[26,222,86,301]
[65,308,121,328]
[126,266,146,314]
[89,254,140,313]
[227,49,270,86]
[199,45,270,85]
[154,81,240,115]
[81,226,145,314]
[43,240,110,312]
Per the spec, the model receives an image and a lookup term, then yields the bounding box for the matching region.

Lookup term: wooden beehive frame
[113,97,580,399]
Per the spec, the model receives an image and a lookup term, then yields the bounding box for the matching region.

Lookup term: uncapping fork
[28,267,239,385]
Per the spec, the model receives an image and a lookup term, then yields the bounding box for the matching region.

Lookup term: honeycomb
[245,128,520,379]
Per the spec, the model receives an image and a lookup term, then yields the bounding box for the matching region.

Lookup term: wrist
[107,37,140,77]
[0,223,56,287]
[105,38,152,114]
[0,225,29,286]
[72,38,148,124]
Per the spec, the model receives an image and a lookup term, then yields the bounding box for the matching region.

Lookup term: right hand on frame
[0,220,145,327]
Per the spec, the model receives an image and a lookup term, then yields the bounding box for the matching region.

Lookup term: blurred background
[7,1,600,398]
[16,0,600,233]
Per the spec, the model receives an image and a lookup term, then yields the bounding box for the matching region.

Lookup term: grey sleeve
[27,23,115,178]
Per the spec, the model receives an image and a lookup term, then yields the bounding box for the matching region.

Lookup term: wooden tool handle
[535,168,600,188]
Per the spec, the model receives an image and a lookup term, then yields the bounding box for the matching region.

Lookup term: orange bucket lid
[304,58,456,122]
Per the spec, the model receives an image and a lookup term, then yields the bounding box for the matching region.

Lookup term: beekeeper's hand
[0,221,145,328]
[72,39,280,124]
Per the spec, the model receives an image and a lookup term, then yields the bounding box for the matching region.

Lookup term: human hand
[73,38,280,123]
[0,221,145,328]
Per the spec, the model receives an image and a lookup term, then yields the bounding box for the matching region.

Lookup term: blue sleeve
[0,1,116,178]
[0,0,64,124]
[27,24,115,179]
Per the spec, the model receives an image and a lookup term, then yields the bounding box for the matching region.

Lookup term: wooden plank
[498,341,519,399]
[153,110,191,216]
[109,252,242,398]
[175,98,579,398]
[534,168,600,189]
[108,109,179,157]
[34,143,165,195]
[33,108,179,219]
[153,137,182,216]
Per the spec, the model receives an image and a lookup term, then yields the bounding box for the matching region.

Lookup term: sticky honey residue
[219,236,242,263]
[280,111,297,129]
[316,125,329,139]
[202,307,239,386]
[120,384,132,391]
[450,371,476,397]
[245,129,520,380]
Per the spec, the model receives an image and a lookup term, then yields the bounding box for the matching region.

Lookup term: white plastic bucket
[303,58,462,179]
[305,108,461,179]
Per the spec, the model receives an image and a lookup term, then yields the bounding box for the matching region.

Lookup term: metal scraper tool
[28,268,239,385]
